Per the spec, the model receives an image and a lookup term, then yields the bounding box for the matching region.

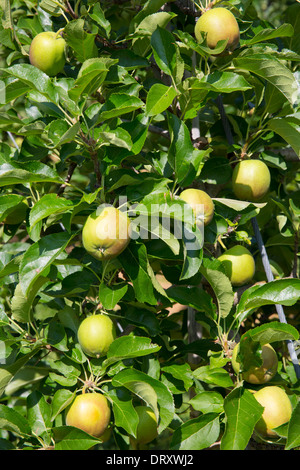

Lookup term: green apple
[232,160,271,202]
[180,188,214,226]
[29,31,66,76]
[231,343,278,384]
[253,386,292,438]
[218,245,255,286]
[133,406,158,445]
[77,314,116,358]
[82,205,131,261]
[66,392,111,438]
[195,7,240,51]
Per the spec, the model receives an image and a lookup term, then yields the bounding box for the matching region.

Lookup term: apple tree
[0,0,300,451]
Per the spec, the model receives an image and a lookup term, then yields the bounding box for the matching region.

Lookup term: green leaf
[189,391,224,414]
[39,0,64,16]
[118,244,157,305]
[97,93,144,121]
[180,223,203,281]
[191,71,252,94]
[105,335,161,365]
[27,391,52,444]
[235,279,300,324]
[192,365,233,388]
[220,387,263,450]
[51,389,76,422]
[151,26,184,85]
[242,23,294,46]
[241,321,299,346]
[0,347,42,397]
[267,116,300,158]
[108,388,138,438]
[89,2,111,37]
[146,84,177,117]
[167,112,195,184]
[171,413,220,450]
[285,402,300,450]
[132,12,176,57]
[64,19,98,63]
[0,404,31,437]
[162,363,194,393]
[99,283,128,310]
[233,54,298,107]
[19,232,75,296]
[166,285,216,318]
[11,277,49,323]
[4,64,59,103]
[0,194,26,222]
[112,368,174,433]
[29,194,74,234]
[0,156,62,187]
[52,426,101,450]
[200,257,234,318]
[69,58,117,101]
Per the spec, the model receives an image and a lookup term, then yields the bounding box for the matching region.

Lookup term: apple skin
[231,343,278,384]
[195,8,240,51]
[77,314,116,358]
[29,31,66,76]
[232,160,271,202]
[180,188,214,226]
[66,392,111,438]
[82,206,131,261]
[253,386,293,438]
[218,245,255,286]
[133,406,158,445]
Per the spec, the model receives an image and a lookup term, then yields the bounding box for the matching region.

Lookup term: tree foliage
[0,0,300,451]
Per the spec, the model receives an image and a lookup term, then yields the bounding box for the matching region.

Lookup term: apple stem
[55,28,65,39]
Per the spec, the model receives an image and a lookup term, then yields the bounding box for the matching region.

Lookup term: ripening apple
[29,31,66,76]
[218,245,255,286]
[66,392,111,438]
[82,205,131,261]
[253,386,293,438]
[179,188,214,226]
[195,7,240,52]
[77,314,116,358]
[232,160,271,202]
[231,342,278,384]
[132,406,158,445]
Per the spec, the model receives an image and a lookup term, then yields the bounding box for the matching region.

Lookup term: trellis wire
[215,95,300,380]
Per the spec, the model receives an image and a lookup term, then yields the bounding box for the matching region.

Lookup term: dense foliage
[0,0,300,451]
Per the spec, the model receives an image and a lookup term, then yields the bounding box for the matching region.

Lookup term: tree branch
[57,161,77,196]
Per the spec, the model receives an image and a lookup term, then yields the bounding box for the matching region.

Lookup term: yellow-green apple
[232,160,271,201]
[253,386,293,438]
[218,245,255,286]
[66,392,111,438]
[180,188,214,226]
[29,31,66,76]
[195,8,240,51]
[77,314,116,358]
[231,342,278,384]
[82,205,131,261]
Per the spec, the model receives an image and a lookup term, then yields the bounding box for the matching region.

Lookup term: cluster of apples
[65,312,158,444]
[27,7,291,445]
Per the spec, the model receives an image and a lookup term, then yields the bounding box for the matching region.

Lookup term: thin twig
[65,0,78,18]
[91,149,102,188]
[57,161,77,196]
